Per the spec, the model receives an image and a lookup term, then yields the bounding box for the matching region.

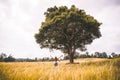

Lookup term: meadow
[0,58,120,80]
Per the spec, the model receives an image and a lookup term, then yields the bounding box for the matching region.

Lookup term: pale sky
[0,0,120,58]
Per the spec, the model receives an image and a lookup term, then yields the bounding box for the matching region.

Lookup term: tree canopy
[35,5,102,63]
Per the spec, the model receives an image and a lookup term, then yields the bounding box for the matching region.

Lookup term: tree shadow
[65,62,79,65]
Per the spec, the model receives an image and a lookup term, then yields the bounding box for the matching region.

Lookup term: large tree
[35,5,102,63]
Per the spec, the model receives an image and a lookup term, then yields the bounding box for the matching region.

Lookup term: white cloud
[87,5,120,53]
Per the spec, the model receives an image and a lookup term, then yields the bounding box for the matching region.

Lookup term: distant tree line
[0,53,15,62]
[64,52,120,60]
[16,57,54,62]
[0,52,120,62]
[0,52,54,62]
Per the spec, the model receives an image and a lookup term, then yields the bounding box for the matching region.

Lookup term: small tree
[0,53,7,62]
[4,55,15,62]
[35,5,101,63]
[101,52,107,58]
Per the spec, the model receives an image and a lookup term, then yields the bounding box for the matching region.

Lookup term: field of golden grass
[0,58,120,80]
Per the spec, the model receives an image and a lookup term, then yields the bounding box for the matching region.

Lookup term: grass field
[0,58,120,80]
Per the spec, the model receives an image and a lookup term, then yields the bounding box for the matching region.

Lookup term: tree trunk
[68,45,75,63]
[69,53,74,63]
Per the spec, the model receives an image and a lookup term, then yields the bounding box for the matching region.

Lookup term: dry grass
[0,58,120,80]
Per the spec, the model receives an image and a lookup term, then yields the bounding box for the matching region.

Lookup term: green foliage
[4,55,15,62]
[0,53,15,62]
[35,5,102,63]
[94,52,108,58]
[0,53,7,62]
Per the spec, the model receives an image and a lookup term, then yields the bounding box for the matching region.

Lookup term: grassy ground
[0,58,120,80]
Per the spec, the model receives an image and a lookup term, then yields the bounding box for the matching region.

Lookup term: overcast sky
[0,0,120,58]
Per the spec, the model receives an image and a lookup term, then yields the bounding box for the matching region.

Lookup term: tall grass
[0,58,120,80]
